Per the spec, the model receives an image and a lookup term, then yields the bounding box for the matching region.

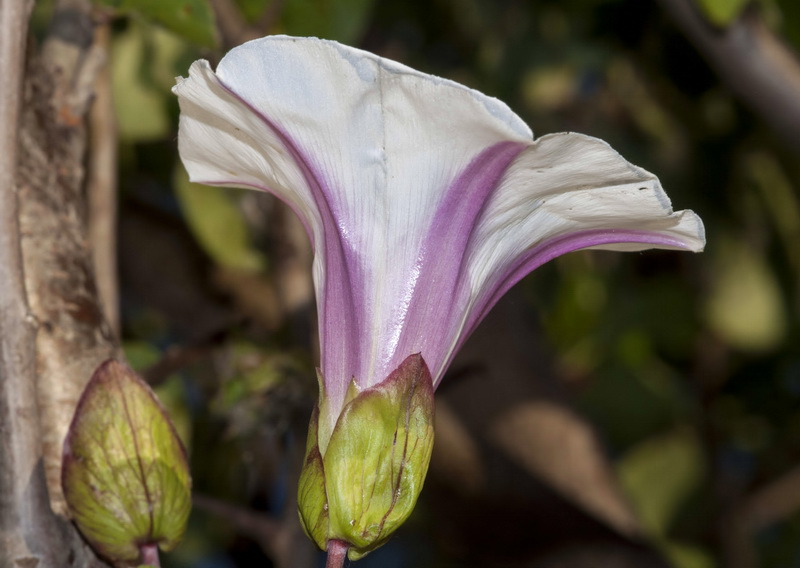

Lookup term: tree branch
[740,463,800,531]
[18,0,119,516]
[193,494,283,545]
[0,0,108,565]
[0,0,49,558]
[210,0,262,49]
[88,22,120,335]
[657,0,800,150]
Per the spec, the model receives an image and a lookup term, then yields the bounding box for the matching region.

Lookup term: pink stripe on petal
[215,78,366,414]
[387,141,527,380]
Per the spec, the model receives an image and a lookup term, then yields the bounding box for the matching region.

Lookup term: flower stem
[325,539,349,568]
[139,542,160,567]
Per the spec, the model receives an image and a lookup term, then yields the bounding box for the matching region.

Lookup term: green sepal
[324,354,435,560]
[297,405,329,550]
[343,378,361,407]
[316,371,361,456]
[62,360,192,564]
[316,368,333,456]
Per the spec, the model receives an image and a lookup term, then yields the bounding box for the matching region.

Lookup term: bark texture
[18,7,119,515]
[0,1,66,564]
[1,0,117,565]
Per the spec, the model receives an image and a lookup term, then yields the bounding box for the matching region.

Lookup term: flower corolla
[174,36,704,560]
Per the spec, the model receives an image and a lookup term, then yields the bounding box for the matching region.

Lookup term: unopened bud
[62,360,192,564]
[298,354,435,560]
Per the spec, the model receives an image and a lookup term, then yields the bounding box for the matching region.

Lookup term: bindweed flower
[174,36,704,560]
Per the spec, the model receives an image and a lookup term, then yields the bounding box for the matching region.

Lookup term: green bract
[62,360,192,564]
[297,354,435,560]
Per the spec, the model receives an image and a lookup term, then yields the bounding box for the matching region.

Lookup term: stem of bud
[140,542,160,566]
[325,539,349,568]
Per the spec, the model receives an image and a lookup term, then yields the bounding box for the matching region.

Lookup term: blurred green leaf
[225,0,378,41]
[123,342,192,451]
[174,165,267,272]
[233,0,270,23]
[155,376,193,453]
[578,365,686,449]
[124,340,162,370]
[544,260,607,367]
[759,512,800,567]
[747,152,800,273]
[212,342,286,411]
[522,64,578,112]
[776,0,800,49]
[212,342,308,438]
[279,0,376,43]
[694,0,749,26]
[705,238,787,352]
[95,0,218,47]
[661,540,716,568]
[617,427,705,536]
[112,22,171,142]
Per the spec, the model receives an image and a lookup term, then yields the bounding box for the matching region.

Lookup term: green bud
[297,404,328,550]
[297,354,435,560]
[62,360,192,564]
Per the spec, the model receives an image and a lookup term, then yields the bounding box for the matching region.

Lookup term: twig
[255,0,287,32]
[657,0,800,151]
[714,464,800,568]
[142,331,229,387]
[193,494,283,551]
[0,0,52,561]
[192,409,318,568]
[739,463,800,531]
[210,0,289,50]
[718,507,757,568]
[88,22,120,335]
[210,0,262,49]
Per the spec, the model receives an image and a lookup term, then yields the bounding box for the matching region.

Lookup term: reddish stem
[325,539,349,568]
[140,542,161,567]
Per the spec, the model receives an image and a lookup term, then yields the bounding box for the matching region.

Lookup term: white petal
[447,132,704,373]
[175,36,535,417]
[175,37,706,414]
[174,59,319,236]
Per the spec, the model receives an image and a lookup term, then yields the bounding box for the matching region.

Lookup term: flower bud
[298,354,435,560]
[62,360,191,564]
